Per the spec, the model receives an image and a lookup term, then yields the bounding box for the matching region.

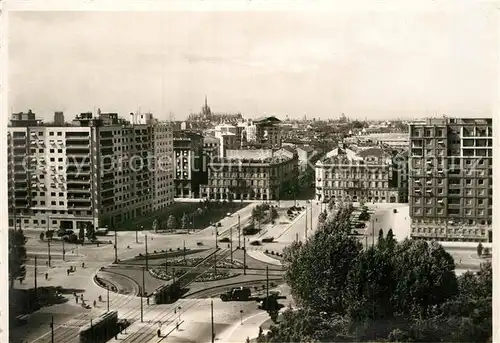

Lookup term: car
[393,209,398,213]
[196,242,203,246]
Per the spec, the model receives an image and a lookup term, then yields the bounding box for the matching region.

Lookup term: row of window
[412,227,487,235]
[413,207,491,216]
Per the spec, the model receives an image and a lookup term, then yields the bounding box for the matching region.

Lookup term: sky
[8,5,498,121]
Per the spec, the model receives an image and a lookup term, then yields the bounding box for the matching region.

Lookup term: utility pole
[142,266,145,300]
[145,234,149,271]
[214,226,218,249]
[305,207,308,241]
[107,286,110,312]
[34,255,38,302]
[230,225,233,263]
[165,250,168,274]
[243,235,246,275]
[266,265,269,299]
[372,219,374,248]
[135,226,138,243]
[47,239,51,268]
[238,214,241,249]
[114,227,118,263]
[211,300,215,343]
[183,240,186,264]
[213,249,217,276]
[310,201,313,233]
[62,239,65,262]
[139,286,144,323]
[50,316,54,343]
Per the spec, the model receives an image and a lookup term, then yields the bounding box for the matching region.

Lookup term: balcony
[68,202,91,210]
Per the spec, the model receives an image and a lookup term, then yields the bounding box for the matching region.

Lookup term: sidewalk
[246,250,282,266]
[218,311,270,343]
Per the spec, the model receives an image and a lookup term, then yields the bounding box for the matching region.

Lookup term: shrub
[265,249,269,254]
[271,251,275,255]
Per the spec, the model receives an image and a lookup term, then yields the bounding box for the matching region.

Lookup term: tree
[391,239,458,318]
[39,232,45,241]
[46,229,54,241]
[9,229,27,288]
[181,213,189,230]
[344,246,395,321]
[318,211,327,224]
[477,242,483,257]
[78,226,85,243]
[85,224,96,242]
[386,229,396,251]
[284,224,362,314]
[377,229,385,246]
[167,215,177,231]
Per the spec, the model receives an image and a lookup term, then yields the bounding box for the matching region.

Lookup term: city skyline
[9,6,497,121]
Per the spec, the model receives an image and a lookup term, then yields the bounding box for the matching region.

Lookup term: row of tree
[258,206,492,342]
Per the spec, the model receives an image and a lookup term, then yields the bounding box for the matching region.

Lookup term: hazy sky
[8,6,498,121]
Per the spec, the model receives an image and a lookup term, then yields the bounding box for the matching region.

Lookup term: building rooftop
[253,116,281,124]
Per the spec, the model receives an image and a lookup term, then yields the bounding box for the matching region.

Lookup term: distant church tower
[201,96,212,119]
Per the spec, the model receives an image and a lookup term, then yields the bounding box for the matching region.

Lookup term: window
[59,192,63,196]
[49,132,54,136]
[51,192,56,196]
[58,158,63,162]
[38,132,43,136]
[50,149,54,153]
[59,201,64,205]
[39,149,44,153]
[52,220,57,224]
[57,132,62,136]
[51,201,56,205]
[478,179,484,185]
[24,219,29,224]
[58,149,62,153]
[40,192,45,196]
[50,158,55,162]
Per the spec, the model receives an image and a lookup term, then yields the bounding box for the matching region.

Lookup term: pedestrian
[157,329,161,337]
[176,322,179,331]
[45,273,48,280]
[67,269,70,276]
[82,262,85,268]
[98,295,102,302]
[76,297,78,304]
[147,297,150,305]
[93,300,96,307]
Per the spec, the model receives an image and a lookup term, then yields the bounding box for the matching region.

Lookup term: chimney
[129,112,134,124]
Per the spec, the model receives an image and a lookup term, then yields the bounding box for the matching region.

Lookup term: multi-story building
[7,110,174,231]
[173,131,205,198]
[408,117,492,242]
[253,116,282,148]
[315,145,400,204]
[203,135,220,159]
[199,148,298,201]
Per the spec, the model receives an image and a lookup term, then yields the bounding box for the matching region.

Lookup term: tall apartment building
[315,145,401,204]
[409,117,492,242]
[7,110,174,231]
[199,148,298,201]
[173,131,205,198]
